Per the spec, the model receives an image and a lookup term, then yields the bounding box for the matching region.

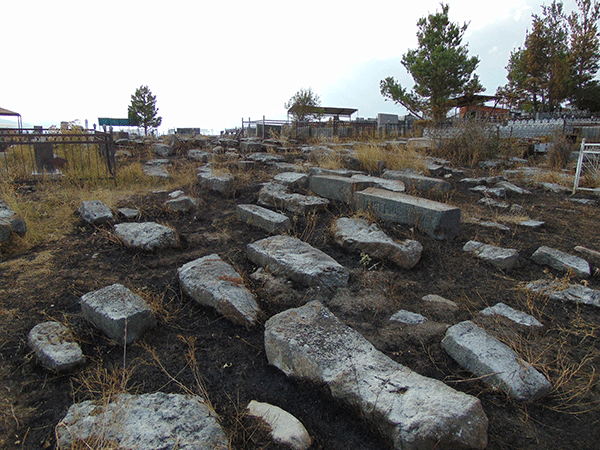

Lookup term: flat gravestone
[463,241,520,270]
[382,169,451,194]
[333,217,422,269]
[265,301,488,449]
[442,321,551,401]
[56,393,228,450]
[273,172,309,190]
[531,246,590,278]
[308,175,372,204]
[236,204,291,234]
[354,187,461,240]
[114,222,179,251]
[178,254,260,326]
[28,321,85,371]
[258,183,329,214]
[78,200,114,225]
[80,284,156,344]
[247,235,349,289]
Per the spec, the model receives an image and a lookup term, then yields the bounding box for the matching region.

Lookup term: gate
[0,128,116,182]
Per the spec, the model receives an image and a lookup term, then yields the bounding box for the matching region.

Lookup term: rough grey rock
[307,167,362,177]
[240,139,263,153]
[273,172,309,190]
[478,197,510,209]
[151,142,174,157]
[236,204,291,234]
[422,294,459,310]
[472,219,510,232]
[309,175,372,204]
[525,279,600,307]
[247,401,311,450]
[354,188,461,240]
[178,254,260,326]
[531,246,591,278]
[80,283,156,344]
[463,240,520,270]
[351,174,406,192]
[56,392,228,450]
[197,167,235,196]
[382,169,451,194]
[470,185,506,198]
[537,182,570,193]
[117,208,139,220]
[265,301,488,450]
[442,321,551,401]
[390,309,428,324]
[247,153,285,164]
[114,222,179,251]
[493,181,531,195]
[142,161,171,178]
[28,321,84,371]
[247,235,349,289]
[480,303,543,327]
[165,195,198,213]
[333,217,422,269]
[187,149,211,162]
[519,220,545,228]
[78,200,114,225]
[0,200,26,242]
[258,182,329,214]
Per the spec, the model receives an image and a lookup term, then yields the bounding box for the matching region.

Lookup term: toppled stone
[165,195,198,213]
[187,149,211,162]
[247,235,349,289]
[570,197,597,206]
[493,181,531,195]
[143,160,171,178]
[333,217,422,269]
[537,182,570,194]
[151,143,174,157]
[382,169,451,194]
[198,167,235,196]
[390,310,428,324]
[519,220,545,228]
[531,246,590,278]
[56,393,228,450]
[247,153,285,164]
[354,188,461,240]
[80,283,156,344]
[236,204,291,234]
[247,401,311,450]
[307,167,362,177]
[470,186,506,198]
[525,279,600,307]
[351,174,406,192]
[273,172,309,190]
[574,245,600,261]
[240,139,263,153]
[472,219,510,232]
[114,222,180,251]
[78,200,115,225]
[178,254,260,326]
[28,321,85,371]
[422,294,459,311]
[460,176,504,186]
[265,301,488,449]
[442,321,551,401]
[480,303,543,327]
[0,200,26,242]
[478,198,509,209]
[309,175,372,204]
[463,241,520,270]
[258,182,329,214]
[117,208,139,220]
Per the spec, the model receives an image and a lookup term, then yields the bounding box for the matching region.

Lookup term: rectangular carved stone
[309,175,372,204]
[383,170,451,194]
[354,187,461,239]
[236,204,291,234]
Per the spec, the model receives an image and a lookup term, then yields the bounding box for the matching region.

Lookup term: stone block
[383,170,451,194]
[463,241,520,270]
[80,284,156,344]
[531,246,590,278]
[114,222,179,251]
[236,204,291,234]
[354,187,461,240]
[197,168,235,197]
[309,175,372,204]
[78,200,114,225]
[28,321,84,371]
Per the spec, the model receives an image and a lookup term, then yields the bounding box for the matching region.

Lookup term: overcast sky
[2,0,579,133]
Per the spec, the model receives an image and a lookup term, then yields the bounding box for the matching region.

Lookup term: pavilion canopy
[0,107,22,128]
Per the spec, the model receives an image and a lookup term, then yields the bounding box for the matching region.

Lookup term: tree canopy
[128,85,162,135]
[380,3,483,123]
[285,88,322,122]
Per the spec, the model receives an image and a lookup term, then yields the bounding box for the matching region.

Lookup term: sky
[1,0,579,134]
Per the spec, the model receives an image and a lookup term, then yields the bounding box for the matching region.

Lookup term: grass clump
[431,120,499,166]
[354,142,428,174]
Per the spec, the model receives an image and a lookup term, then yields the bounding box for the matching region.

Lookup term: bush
[547,130,573,169]
[430,120,499,167]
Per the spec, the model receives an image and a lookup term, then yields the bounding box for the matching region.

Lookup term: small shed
[0,107,22,129]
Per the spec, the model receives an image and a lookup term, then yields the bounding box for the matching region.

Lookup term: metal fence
[0,128,116,182]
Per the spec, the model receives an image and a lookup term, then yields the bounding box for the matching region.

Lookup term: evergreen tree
[285,88,322,122]
[380,3,483,123]
[128,85,162,136]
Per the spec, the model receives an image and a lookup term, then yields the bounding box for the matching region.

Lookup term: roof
[287,105,358,117]
[0,107,21,117]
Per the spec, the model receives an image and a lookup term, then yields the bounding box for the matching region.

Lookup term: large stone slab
[382,170,451,194]
[442,321,551,401]
[197,167,235,196]
[80,284,156,344]
[525,279,600,307]
[258,182,329,214]
[531,246,591,278]
[273,172,309,190]
[114,222,180,251]
[463,240,520,270]
[351,174,406,192]
[354,187,461,240]
[247,235,349,288]
[28,321,85,371]
[56,393,228,450]
[78,200,114,225]
[333,217,422,269]
[178,254,260,325]
[265,301,488,450]
[308,175,372,204]
[236,204,291,234]
[480,303,542,327]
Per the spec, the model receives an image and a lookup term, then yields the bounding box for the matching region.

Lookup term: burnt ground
[1,158,600,450]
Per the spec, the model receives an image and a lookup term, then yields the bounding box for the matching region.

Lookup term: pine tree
[128,85,162,136]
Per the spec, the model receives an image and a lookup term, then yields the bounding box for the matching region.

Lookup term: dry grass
[429,120,499,167]
[354,142,428,173]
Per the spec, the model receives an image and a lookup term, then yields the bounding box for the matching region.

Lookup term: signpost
[98,118,134,127]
